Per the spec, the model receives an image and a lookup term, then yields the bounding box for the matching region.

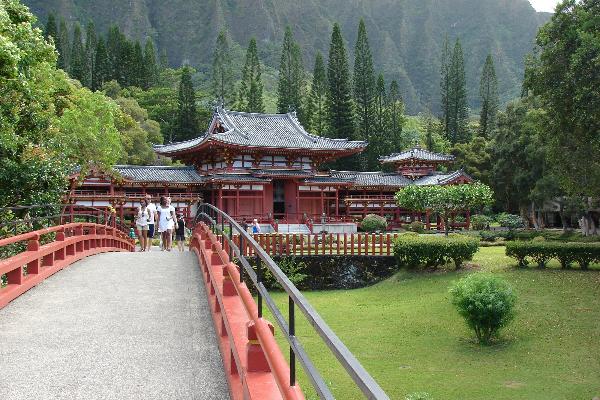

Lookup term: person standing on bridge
[135,199,150,252]
[175,213,186,251]
[158,196,177,251]
[252,219,261,234]
[145,194,158,251]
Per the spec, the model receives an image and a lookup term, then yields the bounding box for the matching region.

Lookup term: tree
[326,23,354,140]
[451,136,493,185]
[57,17,69,70]
[387,80,405,151]
[44,12,57,42]
[211,30,234,106]
[366,73,387,169]
[237,38,264,113]
[175,67,197,141]
[84,21,97,88]
[277,26,304,118]
[93,37,109,91]
[132,41,144,87]
[447,39,470,144]
[142,39,159,90]
[395,183,494,236]
[306,52,328,135]
[440,36,451,138]
[69,23,87,84]
[353,19,376,142]
[479,54,499,138]
[523,0,600,235]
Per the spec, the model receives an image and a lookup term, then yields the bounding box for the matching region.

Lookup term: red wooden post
[371,233,376,255]
[386,234,391,256]
[378,233,383,255]
[292,234,297,255]
[357,234,361,256]
[350,234,354,255]
[321,233,325,255]
[299,234,304,256]
[329,233,333,255]
[26,234,41,275]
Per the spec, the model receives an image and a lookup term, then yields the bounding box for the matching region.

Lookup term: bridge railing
[195,203,389,400]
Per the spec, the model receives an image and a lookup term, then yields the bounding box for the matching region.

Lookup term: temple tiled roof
[114,165,205,183]
[154,108,367,154]
[207,173,270,183]
[379,146,454,163]
[252,169,313,178]
[413,170,469,185]
[305,169,470,187]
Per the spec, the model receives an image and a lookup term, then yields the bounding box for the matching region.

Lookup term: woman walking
[135,199,150,252]
[158,196,177,251]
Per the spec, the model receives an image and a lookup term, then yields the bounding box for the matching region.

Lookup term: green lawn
[265,247,600,400]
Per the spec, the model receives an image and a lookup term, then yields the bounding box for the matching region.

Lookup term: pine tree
[132,41,144,87]
[326,23,354,140]
[70,23,87,84]
[364,73,388,169]
[447,38,469,144]
[142,39,159,89]
[159,49,169,70]
[237,38,264,113]
[57,18,69,70]
[93,37,109,91]
[387,80,404,148]
[440,36,451,139]
[277,26,304,118]
[307,52,328,135]
[106,25,122,81]
[479,54,499,138]
[44,12,57,42]
[84,21,97,88]
[353,19,376,142]
[175,67,198,141]
[374,74,387,134]
[119,39,135,87]
[211,30,234,106]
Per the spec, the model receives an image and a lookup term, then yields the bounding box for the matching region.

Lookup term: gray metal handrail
[195,203,389,400]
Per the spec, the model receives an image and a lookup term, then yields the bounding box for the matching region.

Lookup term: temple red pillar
[218,186,223,211]
[335,189,339,217]
[425,210,431,230]
[320,190,324,216]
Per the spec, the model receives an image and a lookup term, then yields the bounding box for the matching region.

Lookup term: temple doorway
[273,180,285,219]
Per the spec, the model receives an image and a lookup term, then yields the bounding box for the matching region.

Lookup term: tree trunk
[530,202,539,230]
[444,216,450,237]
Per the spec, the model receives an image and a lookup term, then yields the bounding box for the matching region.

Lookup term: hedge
[505,241,600,269]
[394,234,480,269]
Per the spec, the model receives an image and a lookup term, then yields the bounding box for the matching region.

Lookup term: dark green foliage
[57,18,69,70]
[277,26,304,118]
[445,38,469,144]
[69,23,86,84]
[142,39,159,90]
[92,37,109,90]
[440,36,451,139]
[211,30,234,106]
[394,235,480,269]
[479,54,498,138]
[360,214,387,232]
[506,241,600,269]
[326,23,354,140]
[353,19,376,144]
[306,52,327,135]
[84,21,97,88]
[470,214,492,231]
[408,221,425,233]
[451,136,492,185]
[237,38,264,113]
[131,41,144,88]
[387,80,404,144]
[175,67,197,141]
[496,213,524,230]
[44,11,57,41]
[450,274,516,344]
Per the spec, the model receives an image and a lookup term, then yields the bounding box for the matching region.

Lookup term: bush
[470,214,492,230]
[449,274,516,344]
[408,221,425,233]
[496,213,524,230]
[478,230,498,242]
[505,241,600,269]
[360,214,387,232]
[394,234,480,269]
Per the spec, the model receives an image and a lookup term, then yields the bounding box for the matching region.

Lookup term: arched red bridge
[0,204,389,399]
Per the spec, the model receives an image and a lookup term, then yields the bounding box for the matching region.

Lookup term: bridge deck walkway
[0,250,230,400]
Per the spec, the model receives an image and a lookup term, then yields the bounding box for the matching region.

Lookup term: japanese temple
[68,107,472,231]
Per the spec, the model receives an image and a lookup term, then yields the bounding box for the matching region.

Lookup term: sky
[529,0,561,12]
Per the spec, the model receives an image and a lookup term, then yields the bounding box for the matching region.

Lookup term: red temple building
[68,108,472,231]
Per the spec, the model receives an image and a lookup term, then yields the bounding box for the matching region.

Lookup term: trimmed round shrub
[496,213,524,230]
[408,220,425,233]
[394,234,480,269]
[449,274,516,345]
[470,214,492,230]
[360,214,387,232]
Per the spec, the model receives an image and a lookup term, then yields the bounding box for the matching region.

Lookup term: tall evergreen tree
[440,36,451,139]
[353,19,376,142]
[93,37,109,91]
[132,41,144,87]
[44,12,57,42]
[175,67,198,141]
[84,21,97,88]
[307,52,328,135]
[364,73,387,169]
[447,38,469,144]
[57,18,69,70]
[326,23,354,140]
[69,23,87,84]
[479,54,499,138]
[277,26,304,118]
[211,30,234,106]
[237,38,264,113]
[387,80,404,148]
[142,39,159,89]
[106,25,122,81]
[374,74,387,135]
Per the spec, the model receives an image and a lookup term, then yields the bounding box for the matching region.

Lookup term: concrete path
[0,250,230,400]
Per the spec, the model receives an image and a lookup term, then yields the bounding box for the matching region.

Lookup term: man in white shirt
[145,194,158,251]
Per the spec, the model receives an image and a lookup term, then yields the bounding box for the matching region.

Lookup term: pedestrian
[158,196,177,251]
[135,199,150,252]
[175,213,186,252]
[252,218,261,234]
[241,218,249,234]
[145,194,158,251]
